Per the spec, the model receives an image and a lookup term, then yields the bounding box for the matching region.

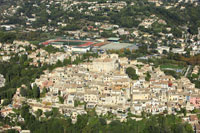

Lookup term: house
[21,130,31,133]
[84,91,98,103]
[0,25,16,30]
[0,74,5,88]
[190,96,200,108]
[132,92,149,101]
[107,37,120,43]
[0,106,14,117]
[86,102,96,108]
[194,124,200,133]
[71,46,90,53]
[157,46,170,54]
[90,55,119,73]
[65,93,75,107]
[171,48,186,54]
[189,115,199,125]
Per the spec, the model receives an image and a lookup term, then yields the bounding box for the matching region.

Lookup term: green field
[62,41,84,46]
[49,41,85,46]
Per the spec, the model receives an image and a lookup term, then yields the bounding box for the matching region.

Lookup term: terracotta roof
[190,115,198,121]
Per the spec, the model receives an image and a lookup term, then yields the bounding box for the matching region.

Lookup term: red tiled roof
[78,42,94,47]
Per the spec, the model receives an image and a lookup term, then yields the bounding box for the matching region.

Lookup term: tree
[6,129,18,133]
[192,74,198,79]
[32,84,40,98]
[149,43,157,49]
[43,45,61,53]
[181,108,187,117]
[126,67,139,80]
[162,50,168,55]
[108,120,123,133]
[101,30,116,38]
[75,114,89,132]
[2,99,11,106]
[35,109,43,118]
[20,87,28,97]
[59,96,64,104]
[0,32,16,43]
[145,71,151,81]
[171,28,182,38]
[188,25,198,35]
[44,111,53,118]
[55,60,63,67]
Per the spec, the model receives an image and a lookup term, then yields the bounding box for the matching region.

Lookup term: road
[184,65,191,77]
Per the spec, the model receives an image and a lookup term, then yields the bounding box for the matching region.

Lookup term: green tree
[32,84,40,98]
[145,71,151,81]
[35,109,43,118]
[126,67,139,80]
[59,96,64,104]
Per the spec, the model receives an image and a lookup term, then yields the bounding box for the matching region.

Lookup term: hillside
[0,0,199,38]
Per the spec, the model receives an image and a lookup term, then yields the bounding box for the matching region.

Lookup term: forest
[0,104,194,133]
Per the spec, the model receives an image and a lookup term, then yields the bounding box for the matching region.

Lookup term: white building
[157,46,170,54]
[0,74,5,88]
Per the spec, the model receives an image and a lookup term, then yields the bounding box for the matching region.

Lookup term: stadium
[41,38,138,53]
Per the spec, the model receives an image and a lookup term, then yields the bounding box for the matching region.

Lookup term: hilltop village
[0,39,200,132]
[20,53,200,117]
[0,0,200,132]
